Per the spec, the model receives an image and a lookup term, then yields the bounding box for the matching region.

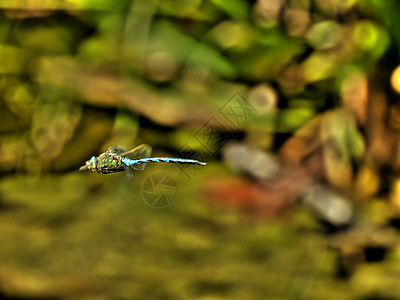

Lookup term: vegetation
[1,0,400,299]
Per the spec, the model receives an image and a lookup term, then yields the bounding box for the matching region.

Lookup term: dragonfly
[79,144,206,179]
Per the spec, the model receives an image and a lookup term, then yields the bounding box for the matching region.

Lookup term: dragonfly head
[79,156,97,172]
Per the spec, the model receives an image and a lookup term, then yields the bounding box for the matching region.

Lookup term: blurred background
[1,0,400,299]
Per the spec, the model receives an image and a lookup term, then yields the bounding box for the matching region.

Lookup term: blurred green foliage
[0,0,392,173]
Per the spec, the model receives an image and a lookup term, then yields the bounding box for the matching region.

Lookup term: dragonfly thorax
[95,151,125,174]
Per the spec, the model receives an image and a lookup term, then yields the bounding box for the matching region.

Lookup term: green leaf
[210,0,249,21]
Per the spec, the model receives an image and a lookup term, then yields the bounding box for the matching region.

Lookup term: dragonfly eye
[86,156,96,171]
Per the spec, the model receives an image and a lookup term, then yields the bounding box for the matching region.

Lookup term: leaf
[210,0,249,21]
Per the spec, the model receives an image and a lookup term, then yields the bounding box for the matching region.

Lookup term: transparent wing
[121,144,152,171]
[120,144,152,160]
[109,145,127,154]
[130,163,146,171]
[124,166,133,179]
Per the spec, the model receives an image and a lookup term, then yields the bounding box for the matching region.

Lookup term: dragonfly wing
[109,146,127,154]
[124,166,133,179]
[121,144,152,171]
[120,144,152,160]
[130,162,146,171]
